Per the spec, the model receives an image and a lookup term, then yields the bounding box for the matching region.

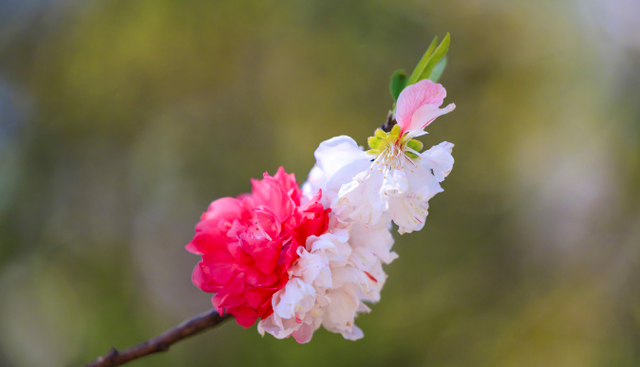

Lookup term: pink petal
[252,241,281,275]
[191,263,214,291]
[251,176,295,223]
[244,267,280,287]
[201,197,245,221]
[272,166,301,205]
[228,305,260,328]
[245,287,276,310]
[227,240,253,265]
[292,322,315,343]
[220,274,246,297]
[252,206,282,240]
[211,294,227,315]
[279,237,300,271]
[201,252,236,284]
[409,103,456,132]
[396,79,448,133]
[185,230,227,254]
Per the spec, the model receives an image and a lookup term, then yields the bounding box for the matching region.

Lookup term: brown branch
[82,309,233,367]
[380,110,397,132]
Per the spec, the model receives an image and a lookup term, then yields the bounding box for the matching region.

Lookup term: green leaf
[406,33,451,86]
[389,70,408,101]
[406,36,439,86]
[416,33,450,82]
[427,55,447,83]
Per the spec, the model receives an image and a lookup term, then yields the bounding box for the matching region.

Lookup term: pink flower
[395,79,456,137]
[186,167,330,327]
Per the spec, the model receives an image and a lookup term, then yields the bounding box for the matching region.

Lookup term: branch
[82,309,232,367]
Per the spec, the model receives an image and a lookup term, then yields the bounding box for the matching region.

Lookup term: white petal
[291,320,317,344]
[380,167,409,197]
[335,169,387,226]
[272,278,316,319]
[349,223,397,264]
[308,229,352,264]
[258,313,299,339]
[349,246,378,272]
[387,187,430,234]
[304,136,372,204]
[341,324,364,341]
[292,248,331,287]
[421,141,455,182]
[330,266,364,288]
[322,285,360,335]
[386,160,444,234]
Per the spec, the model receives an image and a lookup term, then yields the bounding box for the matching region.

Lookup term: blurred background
[1,0,640,366]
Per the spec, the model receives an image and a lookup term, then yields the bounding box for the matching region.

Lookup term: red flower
[186,167,330,327]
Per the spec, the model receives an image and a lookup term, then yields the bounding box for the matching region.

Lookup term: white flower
[258,219,396,342]
[382,141,454,234]
[309,79,455,233]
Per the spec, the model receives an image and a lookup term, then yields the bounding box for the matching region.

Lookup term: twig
[380,110,397,132]
[82,309,232,367]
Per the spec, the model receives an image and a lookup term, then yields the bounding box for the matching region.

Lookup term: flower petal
[251,176,296,224]
[303,136,372,205]
[335,170,387,227]
[408,103,455,134]
[395,79,453,135]
[421,141,455,182]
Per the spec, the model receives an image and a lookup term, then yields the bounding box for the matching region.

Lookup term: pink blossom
[186,167,330,327]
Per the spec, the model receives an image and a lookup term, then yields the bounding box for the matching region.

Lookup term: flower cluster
[187,79,455,343]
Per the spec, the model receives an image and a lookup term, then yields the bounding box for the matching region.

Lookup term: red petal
[192,263,217,292]
[200,252,236,285]
[244,267,279,287]
[245,287,274,310]
[202,197,245,221]
[228,305,260,328]
[251,176,295,223]
[252,240,281,275]
[185,230,228,254]
[272,166,302,206]
[253,206,281,240]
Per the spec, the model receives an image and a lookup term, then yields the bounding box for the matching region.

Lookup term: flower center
[366,124,424,169]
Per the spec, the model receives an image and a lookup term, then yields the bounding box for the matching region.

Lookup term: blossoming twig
[82,309,232,367]
[82,32,455,365]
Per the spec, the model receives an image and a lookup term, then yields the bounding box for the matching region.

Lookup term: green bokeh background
[1,1,640,366]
